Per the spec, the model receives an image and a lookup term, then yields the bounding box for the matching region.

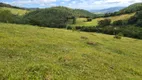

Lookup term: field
[0,23,142,80]
[69,13,135,26]
[0,7,28,15]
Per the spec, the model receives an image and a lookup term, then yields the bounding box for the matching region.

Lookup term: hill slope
[119,3,142,14]
[23,6,95,27]
[69,13,135,26]
[0,23,142,80]
[0,7,28,15]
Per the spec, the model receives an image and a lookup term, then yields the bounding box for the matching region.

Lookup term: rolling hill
[0,23,142,80]
[91,7,125,13]
[69,13,135,26]
[119,3,142,14]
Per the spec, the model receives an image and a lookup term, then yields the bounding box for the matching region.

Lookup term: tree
[87,18,92,22]
[112,20,123,26]
[136,19,142,27]
[128,16,137,24]
[98,19,111,27]
[72,16,76,24]
[0,10,14,23]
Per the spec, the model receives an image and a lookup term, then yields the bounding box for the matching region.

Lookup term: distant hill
[0,2,38,10]
[90,7,125,13]
[0,2,27,10]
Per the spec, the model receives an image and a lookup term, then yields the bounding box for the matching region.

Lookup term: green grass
[69,13,135,27]
[0,23,142,80]
[0,7,29,15]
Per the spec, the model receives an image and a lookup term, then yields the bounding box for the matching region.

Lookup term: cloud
[3,0,142,10]
[11,0,57,6]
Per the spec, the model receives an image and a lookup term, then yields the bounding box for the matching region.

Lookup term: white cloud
[7,0,142,9]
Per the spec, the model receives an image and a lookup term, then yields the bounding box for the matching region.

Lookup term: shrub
[87,18,92,22]
[114,32,123,39]
[0,10,14,23]
[98,19,111,27]
[72,16,76,24]
[136,19,142,27]
[128,16,137,24]
[112,20,123,26]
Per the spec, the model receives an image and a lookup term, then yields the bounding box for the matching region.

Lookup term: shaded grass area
[0,23,142,80]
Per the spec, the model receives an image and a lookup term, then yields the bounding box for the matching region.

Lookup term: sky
[1,0,142,10]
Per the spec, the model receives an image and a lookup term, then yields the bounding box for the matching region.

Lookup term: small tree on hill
[87,18,92,22]
[0,10,14,23]
[72,16,76,24]
[112,20,123,26]
[98,19,111,27]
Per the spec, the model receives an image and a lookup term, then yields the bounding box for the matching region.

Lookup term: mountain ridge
[90,7,125,13]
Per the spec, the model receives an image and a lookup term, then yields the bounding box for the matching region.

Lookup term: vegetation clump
[114,33,123,39]
[98,19,111,27]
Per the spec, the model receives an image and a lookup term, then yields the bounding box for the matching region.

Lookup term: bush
[128,16,137,24]
[114,33,123,39]
[98,19,111,27]
[112,20,123,26]
[0,10,14,23]
[87,18,92,22]
[136,19,142,27]
[72,16,76,24]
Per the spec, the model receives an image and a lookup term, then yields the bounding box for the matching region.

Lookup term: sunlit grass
[0,7,29,15]
[69,13,135,27]
[0,23,142,80]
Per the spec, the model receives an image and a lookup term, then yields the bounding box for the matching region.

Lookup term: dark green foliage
[98,19,111,27]
[23,6,95,28]
[72,17,76,24]
[112,20,128,26]
[114,32,123,39]
[0,10,14,23]
[136,19,142,27]
[87,18,92,22]
[120,3,142,14]
[73,9,96,18]
[128,16,137,24]
[66,25,142,39]
[128,10,142,26]
[23,7,72,28]
[135,10,142,19]
[113,20,123,26]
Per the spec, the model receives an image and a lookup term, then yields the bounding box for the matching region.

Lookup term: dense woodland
[23,7,96,28]
[0,2,142,39]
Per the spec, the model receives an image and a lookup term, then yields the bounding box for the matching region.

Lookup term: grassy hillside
[0,7,28,15]
[119,3,142,14]
[0,23,142,80]
[69,13,135,26]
